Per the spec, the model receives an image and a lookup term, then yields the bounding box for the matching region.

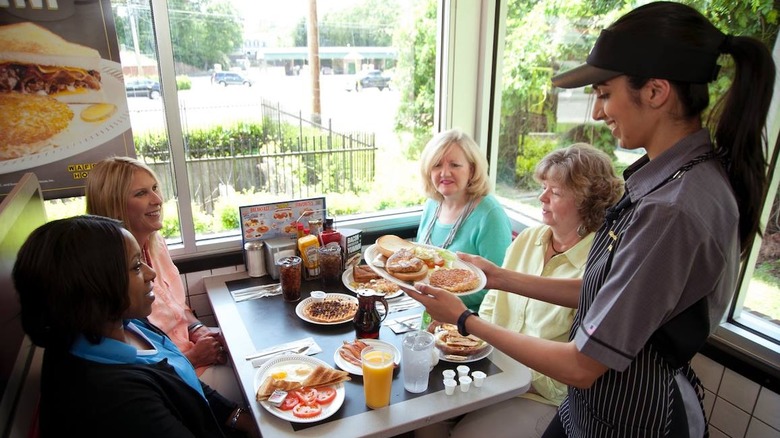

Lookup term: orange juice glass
[361,345,394,409]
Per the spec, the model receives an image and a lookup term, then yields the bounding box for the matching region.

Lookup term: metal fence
[145,99,376,213]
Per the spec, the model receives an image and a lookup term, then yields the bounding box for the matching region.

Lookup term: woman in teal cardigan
[416,128,512,312]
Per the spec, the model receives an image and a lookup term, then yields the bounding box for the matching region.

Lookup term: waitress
[416,128,512,313]
[404,3,775,436]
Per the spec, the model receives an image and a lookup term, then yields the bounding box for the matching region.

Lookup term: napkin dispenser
[263,237,298,280]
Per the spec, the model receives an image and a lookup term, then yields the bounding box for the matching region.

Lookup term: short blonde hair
[85,157,162,235]
[534,143,623,234]
[419,129,491,202]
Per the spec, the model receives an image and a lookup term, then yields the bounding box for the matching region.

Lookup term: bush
[176,75,192,91]
[515,135,557,190]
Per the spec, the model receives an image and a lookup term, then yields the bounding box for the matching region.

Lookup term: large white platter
[255,354,345,423]
[363,243,487,296]
[333,339,401,375]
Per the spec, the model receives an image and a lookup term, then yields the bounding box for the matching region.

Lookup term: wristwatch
[457,310,478,336]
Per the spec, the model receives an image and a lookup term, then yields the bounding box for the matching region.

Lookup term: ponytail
[710,35,775,256]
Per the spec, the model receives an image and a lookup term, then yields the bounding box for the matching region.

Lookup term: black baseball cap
[552,29,722,88]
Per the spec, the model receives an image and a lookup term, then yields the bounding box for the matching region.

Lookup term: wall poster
[0,0,134,200]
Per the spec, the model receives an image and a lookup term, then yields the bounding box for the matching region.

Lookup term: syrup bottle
[353,289,389,339]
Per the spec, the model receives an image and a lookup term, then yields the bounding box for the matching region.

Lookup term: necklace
[421,197,476,249]
[550,238,564,256]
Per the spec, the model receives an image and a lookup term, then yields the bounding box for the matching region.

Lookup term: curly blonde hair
[534,143,623,234]
[419,129,492,202]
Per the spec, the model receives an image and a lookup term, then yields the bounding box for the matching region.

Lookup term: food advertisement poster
[239,197,326,244]
[0,0,134,199]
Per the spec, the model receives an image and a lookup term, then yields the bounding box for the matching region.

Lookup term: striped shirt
[559,129,740,437]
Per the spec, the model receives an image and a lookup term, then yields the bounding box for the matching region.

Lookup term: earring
[577,224,587,237]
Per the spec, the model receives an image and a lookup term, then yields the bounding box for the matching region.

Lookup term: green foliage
[394,0,436,157]
[176,75,192,90]
[309,0,400,47]
[558,123,617,160]
[112,0,243,71]
[514,136,557,191]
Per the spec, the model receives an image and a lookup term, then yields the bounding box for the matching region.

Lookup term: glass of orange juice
[361,344,395,409]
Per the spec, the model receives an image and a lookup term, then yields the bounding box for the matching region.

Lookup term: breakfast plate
[333,339,401,375]
[341,269,404,299]
[436,344,493,363]
[363,243,487,296]
[295,293,358,325]
[255,354,345,423]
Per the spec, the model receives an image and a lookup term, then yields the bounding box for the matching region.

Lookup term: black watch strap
[457,310,478,336]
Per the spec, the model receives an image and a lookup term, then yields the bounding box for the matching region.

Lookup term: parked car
[124,77,160,99]
[347,70,391,91]
[211,71,253,87]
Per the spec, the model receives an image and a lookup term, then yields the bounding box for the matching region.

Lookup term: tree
[394,0,437,158]
[112,0,243,72]
[293,0,399,47]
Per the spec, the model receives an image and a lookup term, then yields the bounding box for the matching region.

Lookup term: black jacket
[39,320,239,438]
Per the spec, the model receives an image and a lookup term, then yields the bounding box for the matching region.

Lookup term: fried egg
[268,363,313,383]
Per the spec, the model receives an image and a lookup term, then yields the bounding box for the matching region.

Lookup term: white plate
[437,344,493,363]
[0,60,131,174]
[333,339,401,375]
[432,329,493,363]
[341,269,404,299]
[255,354,345,423]
[363,243,487,296]
[295,293,358,325]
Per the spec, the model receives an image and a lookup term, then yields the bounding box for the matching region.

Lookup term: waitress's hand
[401,282,467,325]
[457,252,500,290]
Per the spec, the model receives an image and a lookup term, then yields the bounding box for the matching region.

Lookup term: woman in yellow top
[86,156,241,402]
[452,144,622,438]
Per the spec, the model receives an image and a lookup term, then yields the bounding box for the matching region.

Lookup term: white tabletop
[205,271,531,438]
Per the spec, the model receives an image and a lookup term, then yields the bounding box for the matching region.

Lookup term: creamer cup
[472,371,486,387]
[459,376,472,392]
[444,378,457,395]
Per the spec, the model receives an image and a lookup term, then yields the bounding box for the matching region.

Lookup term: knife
[245,344,309,360]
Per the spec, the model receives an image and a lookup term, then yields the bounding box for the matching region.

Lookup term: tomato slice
[292,403,322,418]
[292,387,318,404]
[315,386,337,404]
[278,393,300,411]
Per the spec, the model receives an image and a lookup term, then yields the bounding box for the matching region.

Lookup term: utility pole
[307,0,322,125]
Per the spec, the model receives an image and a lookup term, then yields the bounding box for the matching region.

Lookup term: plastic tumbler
[362,345,395,409]
[401,330,435,393]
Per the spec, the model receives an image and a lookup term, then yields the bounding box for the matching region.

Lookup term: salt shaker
[244,241,266,277]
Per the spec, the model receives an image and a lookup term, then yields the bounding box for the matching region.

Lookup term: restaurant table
[205,271,531,438]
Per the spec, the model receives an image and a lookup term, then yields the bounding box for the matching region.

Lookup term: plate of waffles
[295,293,358,325]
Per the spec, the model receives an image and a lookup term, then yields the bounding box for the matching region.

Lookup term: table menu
[239,197,326,244]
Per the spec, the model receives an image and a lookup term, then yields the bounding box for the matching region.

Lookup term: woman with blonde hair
[417,128,512,312]
[86,156,241,403]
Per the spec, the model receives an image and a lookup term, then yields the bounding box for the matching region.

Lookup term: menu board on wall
[239,197,327,245]
[0,0,134,200]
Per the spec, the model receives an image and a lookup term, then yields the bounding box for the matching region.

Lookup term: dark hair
[534,143,624,234]
[13,215,130,350]
[614,2,775,255]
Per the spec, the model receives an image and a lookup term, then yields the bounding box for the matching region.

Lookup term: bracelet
[229,407,243,429]
[187,321,204,334]
[457,310,478,336]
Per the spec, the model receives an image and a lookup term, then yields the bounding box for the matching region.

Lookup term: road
[126,70,400,139]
